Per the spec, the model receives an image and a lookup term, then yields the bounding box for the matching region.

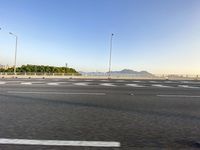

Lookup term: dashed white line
[178,85,199,89]
[31,82,45,84]
[73,82,88,86]
[7,91,106,95]
[126,84,145,87]
[149,81,157,83]
[180,81,190,83]
[132,81,141,83]
[116,80,125,82]
[157,95,200,98]
[164,81,174,83]
[0,138,120,147]
[152,84,173,88]
[0,82,6,84]
[100,83,116,87]
[47,83,59,86]
[20,82,32,85]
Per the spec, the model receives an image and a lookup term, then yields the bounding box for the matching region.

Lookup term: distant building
[0,64,11,69]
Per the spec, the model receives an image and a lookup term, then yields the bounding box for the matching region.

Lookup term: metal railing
[0,72,199,80]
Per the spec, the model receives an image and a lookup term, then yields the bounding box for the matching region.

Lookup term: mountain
[79,69,154,77]
[109,69,154,77]
[110,69,138,74]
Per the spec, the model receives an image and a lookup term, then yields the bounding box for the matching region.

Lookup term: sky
[0,0,200,74]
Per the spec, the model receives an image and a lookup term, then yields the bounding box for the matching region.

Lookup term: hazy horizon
[0,0,200,74]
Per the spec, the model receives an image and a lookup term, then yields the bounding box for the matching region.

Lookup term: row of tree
[0,65,78,74]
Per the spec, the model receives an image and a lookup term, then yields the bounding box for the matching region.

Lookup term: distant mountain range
[79,69,154,77]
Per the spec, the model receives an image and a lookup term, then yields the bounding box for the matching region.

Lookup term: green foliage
[1,64,78,74]
[0,67,14,72]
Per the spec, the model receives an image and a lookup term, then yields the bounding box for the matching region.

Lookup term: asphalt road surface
[0,78,200,149]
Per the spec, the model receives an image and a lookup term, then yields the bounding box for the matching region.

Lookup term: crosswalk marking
[0,82,6,84]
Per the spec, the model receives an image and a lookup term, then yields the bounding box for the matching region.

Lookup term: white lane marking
[7,91,106,95]
[126,84,145,87]
[180,81,190,83]
[100,83,116,87]
[157,95,200,98]
[73,82,88,86]
[164,81,174,83]
[20,82,32,85]
[178,85,199,89]
[0,82,6,84]
[149,81,157,83]
[47,83,59,86]
[180,81,199,84]
[31,82,45,84]
[152,84,173,88]
[132,81,141,83]
[0,138,120,147]
[116,80,125,82]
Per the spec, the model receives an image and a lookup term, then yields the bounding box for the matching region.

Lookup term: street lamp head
[9,32,17,38]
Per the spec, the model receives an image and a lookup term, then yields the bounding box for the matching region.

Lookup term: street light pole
[108,33,114,78]
[9,32,18,75]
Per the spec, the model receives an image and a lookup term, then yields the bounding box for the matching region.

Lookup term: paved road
[0,79,200,149]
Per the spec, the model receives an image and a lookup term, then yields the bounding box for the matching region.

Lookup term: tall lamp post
[108,33,114,78]
[9,32,18,75]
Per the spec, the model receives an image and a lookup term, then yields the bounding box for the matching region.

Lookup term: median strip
[0,138,120,147]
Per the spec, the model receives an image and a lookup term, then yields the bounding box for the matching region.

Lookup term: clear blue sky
[0,0,200,74]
